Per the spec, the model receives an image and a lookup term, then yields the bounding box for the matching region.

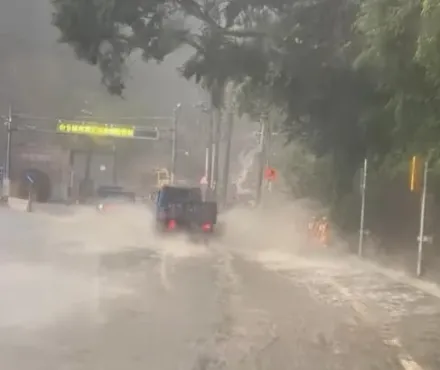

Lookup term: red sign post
[264,167,277,181]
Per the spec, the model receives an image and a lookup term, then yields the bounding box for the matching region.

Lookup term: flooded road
[0,205,435,369]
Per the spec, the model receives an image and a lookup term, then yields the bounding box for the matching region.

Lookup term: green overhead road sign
[57,121,134,137]
[57,120,159,140]
[134,127,160,140]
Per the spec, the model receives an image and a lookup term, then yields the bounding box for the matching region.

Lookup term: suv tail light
[201,223,211,231]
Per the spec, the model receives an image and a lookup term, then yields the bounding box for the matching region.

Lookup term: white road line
[384,338,424,370]
[249,252,427,370]
[398,357,424,370]
[326,277,375,323]
[329,280,425,370]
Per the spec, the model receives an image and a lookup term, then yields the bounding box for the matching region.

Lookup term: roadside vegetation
[52,0,440,247]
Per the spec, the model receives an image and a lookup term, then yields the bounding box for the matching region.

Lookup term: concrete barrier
[8,197,29,212]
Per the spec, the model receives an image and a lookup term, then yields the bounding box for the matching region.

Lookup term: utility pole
[3,104,12,201]
[204,147,209,180]
[171,103,182,184]
[212,107,222,199]
[206,94,215,199]
[221,85,234,205]
[265,116,273,194]
[194,99,212,198]
[358,158,368,257]
[255,113,268,205]
[417,158,429,277]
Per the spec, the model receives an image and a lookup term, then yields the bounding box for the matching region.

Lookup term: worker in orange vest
[318,216,329,247]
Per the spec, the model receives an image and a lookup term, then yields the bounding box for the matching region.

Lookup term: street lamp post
[171,103,182,184]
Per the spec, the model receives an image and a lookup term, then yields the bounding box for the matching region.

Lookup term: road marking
[249,251,427,370]
[384,338,424,370]
[398,357,424,370]
[329,280,425,370]
[325,277,376,323]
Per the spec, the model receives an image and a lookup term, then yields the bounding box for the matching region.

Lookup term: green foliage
[52,0,188,94]
[52,0,440,231]
[355,0,440,159]
[281,141,336,204]
[51,0,280,95]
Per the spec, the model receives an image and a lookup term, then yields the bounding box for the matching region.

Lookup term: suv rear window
[159,187,201,205]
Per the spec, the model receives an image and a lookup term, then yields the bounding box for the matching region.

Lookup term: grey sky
[0,0,202,118]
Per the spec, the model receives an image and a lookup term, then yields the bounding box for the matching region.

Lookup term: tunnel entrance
[18,169,52,202]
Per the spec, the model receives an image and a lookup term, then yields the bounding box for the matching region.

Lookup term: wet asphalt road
[0,205,438,369]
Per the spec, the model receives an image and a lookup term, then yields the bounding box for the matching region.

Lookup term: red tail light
[201,223,211,231]
[167,219,177,230]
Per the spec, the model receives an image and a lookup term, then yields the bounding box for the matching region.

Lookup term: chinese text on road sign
[57,121,134,138]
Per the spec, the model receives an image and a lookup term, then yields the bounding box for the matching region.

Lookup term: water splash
[234,145,260,195]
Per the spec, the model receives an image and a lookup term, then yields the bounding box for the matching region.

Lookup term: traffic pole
[210,143,216,190]
[205,147,209,178]
[358,158,368,257]
[417,159,429,277]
